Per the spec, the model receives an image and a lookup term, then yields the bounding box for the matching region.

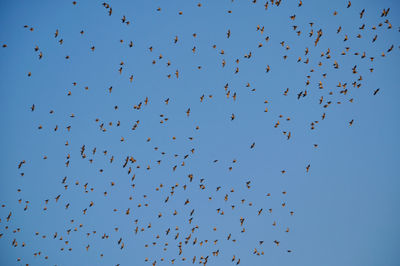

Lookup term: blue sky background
[0,0,399,265]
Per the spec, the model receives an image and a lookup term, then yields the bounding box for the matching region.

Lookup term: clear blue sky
[0,0,399,265]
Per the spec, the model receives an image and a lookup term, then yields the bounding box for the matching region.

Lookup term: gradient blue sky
[0,0,399,265]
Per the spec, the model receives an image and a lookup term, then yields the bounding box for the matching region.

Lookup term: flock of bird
[0,0,398,265]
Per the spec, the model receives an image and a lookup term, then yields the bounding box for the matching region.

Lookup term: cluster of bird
[0,0,397,265]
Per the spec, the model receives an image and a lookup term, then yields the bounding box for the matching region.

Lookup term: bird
[2,1,396,265]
